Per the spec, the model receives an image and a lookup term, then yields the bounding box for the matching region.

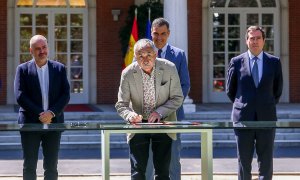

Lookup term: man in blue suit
[146,17,190,180]
[14,35,70,180]
[226,26,283,180]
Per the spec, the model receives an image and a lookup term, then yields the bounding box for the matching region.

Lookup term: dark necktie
[252,56,259,87]
[158,49,162,58]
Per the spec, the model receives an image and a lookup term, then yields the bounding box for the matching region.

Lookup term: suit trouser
[129,133,172,180]
[146,133,181,180]
[20,131,62,180]
[234,129,276,180]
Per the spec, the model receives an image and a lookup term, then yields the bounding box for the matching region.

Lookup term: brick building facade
[0,0,299,104]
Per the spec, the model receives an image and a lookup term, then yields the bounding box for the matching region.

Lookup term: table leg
[201,129,213,180]
[101,130,110,180]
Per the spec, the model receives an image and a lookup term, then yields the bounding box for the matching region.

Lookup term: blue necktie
[158,49,162,58]
[252,57,259,87]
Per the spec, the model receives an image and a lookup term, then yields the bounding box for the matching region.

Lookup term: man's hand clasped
[39,111,54,124]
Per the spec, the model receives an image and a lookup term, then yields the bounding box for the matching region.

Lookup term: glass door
[16,8,88,103]
[208,0,278,102]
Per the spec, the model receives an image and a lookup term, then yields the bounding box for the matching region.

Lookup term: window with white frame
[16,0,89,103]
[207,0,279,102]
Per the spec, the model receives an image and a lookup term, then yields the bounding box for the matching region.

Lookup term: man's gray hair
[134,39,156,55]
[30,35,48,48]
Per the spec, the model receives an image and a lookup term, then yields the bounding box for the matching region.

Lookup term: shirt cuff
[156,111,163,119]
[48,110,55,117]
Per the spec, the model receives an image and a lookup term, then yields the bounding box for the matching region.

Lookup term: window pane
[56,54,67,65]
[17,0,33,7]
[228,0,258,7]
[71,68,83,79]
[228,14,239,25]
[264,27,274,38]
[228,40,240,52]
[261,0,276,7]
[71,81,83,93]
[213,40,225,52]
[228,27,240,38]
[264,40,274,52]
[20,14,32,26]
[69,0,86,7]
[71,14,83,26]
[18,0,87,7]
[20,40,29,53]
[213,53,225,65]
[71,41,83,52]
[71,54,83,65]
[55,41,67,52]
[247,14,259,26]
[214,67,225,78]
[55,14,67,26]
[36,14,48,26]
[213,13,225,25]
[20,54,32,63]
[262,14,273,25]
[213,27,225,38]
[71,27,83,39]
[20,27,32,39]
[36,0,66,7]
[213,80,225,92]
[55,27,67,39]
[36,27,48,38]
[210,0,226,7]
[71,54,83,83]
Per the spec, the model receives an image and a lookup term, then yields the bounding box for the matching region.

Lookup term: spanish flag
[123,9,138,68]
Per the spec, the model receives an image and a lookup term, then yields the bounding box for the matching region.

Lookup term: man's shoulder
[48,59,65,67]
[156,58,176,68]
[122,62,138,75]
[230,52,247,63]
[166,45,186,63]
[168,44,184,53]
[17,59,34,69]
[263,52,280,61]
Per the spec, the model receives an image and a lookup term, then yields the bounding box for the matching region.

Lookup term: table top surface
[1,121,300,131]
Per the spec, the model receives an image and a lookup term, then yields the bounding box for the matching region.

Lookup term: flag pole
[148,8,151,21]
[146,7,152,39]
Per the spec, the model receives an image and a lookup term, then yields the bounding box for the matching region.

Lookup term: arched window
[17,0,86,7]
[207,0,279,102]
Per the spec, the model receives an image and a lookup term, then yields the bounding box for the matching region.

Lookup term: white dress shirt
[36,61,49,111]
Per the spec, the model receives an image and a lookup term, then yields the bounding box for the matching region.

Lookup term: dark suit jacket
[165,45,190,120]
[14,59,70,124]
[226,52,283,122]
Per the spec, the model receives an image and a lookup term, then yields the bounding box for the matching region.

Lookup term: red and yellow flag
[123,9,138,68]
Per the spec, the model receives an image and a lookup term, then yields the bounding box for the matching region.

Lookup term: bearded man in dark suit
[14,35,70,180]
